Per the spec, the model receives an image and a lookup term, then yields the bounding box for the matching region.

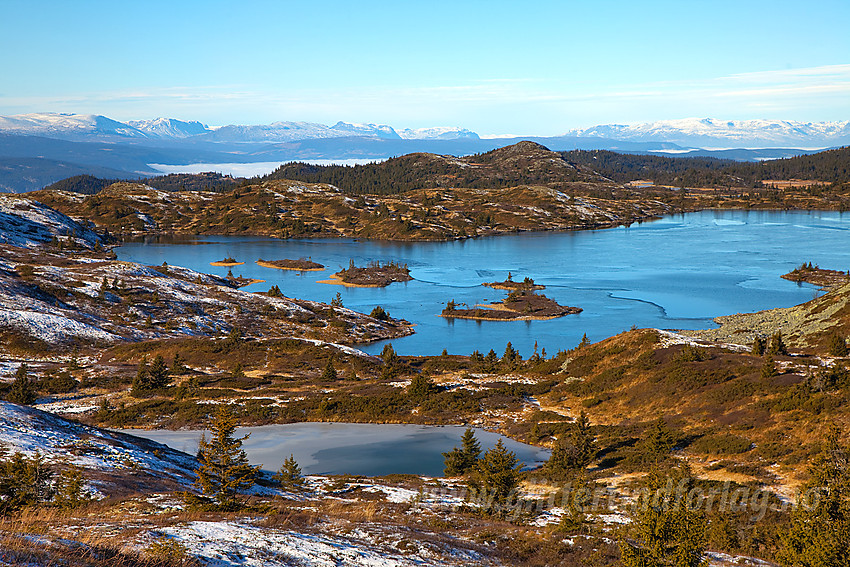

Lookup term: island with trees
[256,258,325,271]
[210,256,244,267]
[482,272,545,291]
[442,289,581,321]
[319,259,412,288]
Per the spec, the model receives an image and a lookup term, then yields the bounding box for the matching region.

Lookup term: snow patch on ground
[0,194,101,249]
[0,401,197,487]
[160,520,488,567]
[655,329,750,352]
[0,309,120,343]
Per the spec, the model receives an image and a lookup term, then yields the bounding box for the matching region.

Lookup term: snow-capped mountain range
[565,118,850,149]
[0,113,149,139]
[127,117,209,138]
[2,113,846,148]
[0,112,480,143]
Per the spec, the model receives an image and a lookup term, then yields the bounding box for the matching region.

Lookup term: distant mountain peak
[565,118,850,149]
[128,117,210,138]
[398,126,479,140]
[330,121,400,139]
[0,112,483,143]
[0,112,147,139]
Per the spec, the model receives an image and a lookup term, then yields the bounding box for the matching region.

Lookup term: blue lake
[116,210,850,357]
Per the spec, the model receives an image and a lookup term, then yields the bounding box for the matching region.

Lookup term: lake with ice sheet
[117,210,850,358]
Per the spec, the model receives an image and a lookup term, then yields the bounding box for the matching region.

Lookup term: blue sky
[1,0,848,135]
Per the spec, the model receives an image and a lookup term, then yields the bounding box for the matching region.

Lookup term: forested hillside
[562,146,850,187]
[266,141,592,194]
[35,144,849,200]
[44,172,242,194]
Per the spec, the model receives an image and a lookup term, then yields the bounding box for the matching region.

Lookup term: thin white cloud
[723,63,850,82]
[0,64,847,132]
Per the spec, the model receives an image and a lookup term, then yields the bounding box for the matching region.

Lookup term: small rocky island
[482,272,545,291]
[256,258,325,271]
[782,262,850,289]
[442,290,581,321]
[210,257,244,267]
[320,260,412,288]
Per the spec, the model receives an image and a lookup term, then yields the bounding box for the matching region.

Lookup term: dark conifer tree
[473,439,522,508]
[546,410,596,479]
[620,465,707,567]
[6,363,37,405]
[194,406,259,509]
[828,332,848,357]
[273,454,303,489]
[320,357,337,381]
[779,425,850,567]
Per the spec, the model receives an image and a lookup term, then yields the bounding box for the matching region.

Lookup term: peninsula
[782,262,850,289]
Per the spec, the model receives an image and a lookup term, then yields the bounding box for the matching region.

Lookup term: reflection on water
[116,210,848,357]
[117,423,550,477]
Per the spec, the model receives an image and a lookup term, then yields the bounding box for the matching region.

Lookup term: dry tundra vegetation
[1,142,850,566]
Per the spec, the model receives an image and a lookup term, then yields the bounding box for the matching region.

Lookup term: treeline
[562,146,850,187]
[42,174,116,194]
[725,146,850,184]
[266,155,466,195]
[43,172,244,194]
[561,150,740,186]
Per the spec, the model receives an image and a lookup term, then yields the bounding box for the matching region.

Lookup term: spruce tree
[171,352,187,375]
[620,466,707,567]
[6,363,37,405]
[828,332,848,357]
[767,331,788,356]
[761,355,778,379]
[131,356,149,396]
[546,410,596,479]
[779,426,850,567]
[147,355,170,389]
[639,418,675,467]
[381,343,399,366]
[502,342,519,366]
[226,326,243,346]
[320,357,337,381]
[53,465,90,509]
[194,406,259,509]
[473,439,522,507]
[231,363,246,381]
[407,374,438,401]
[273,454,303,489]
[0,452,53,514]
[380,343,399,379]
[443,428,481,476]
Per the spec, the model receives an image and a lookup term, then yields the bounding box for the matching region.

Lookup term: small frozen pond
[118,422,550,477]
